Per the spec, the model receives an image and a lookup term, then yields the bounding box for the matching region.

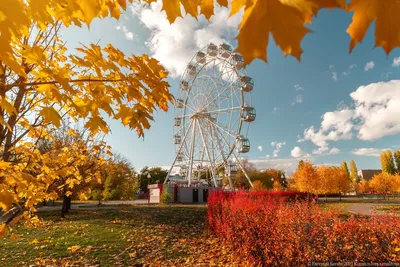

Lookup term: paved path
[347,203,400,216]
[37,199,149,212]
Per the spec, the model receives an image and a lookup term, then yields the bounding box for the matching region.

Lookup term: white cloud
[332,72,338,81]
[342,71,350,76]
[349,64,357,69]
[303,109,354,153]
[329,147,340,154]
[364,61,375,71]
[329,65,335,69]
[351,148,389,157]
[291,147,306,158]
[266,155,270,159]
[393,57,400,67]
[257,145,263,152]
[273,107,278,113]
[296,95,303,103]
[250,158,305,175]
[300,80,400,151]
[271,141,286,157]
[116,25,136,41]
[294,84,303,91]
[131,1,242,77]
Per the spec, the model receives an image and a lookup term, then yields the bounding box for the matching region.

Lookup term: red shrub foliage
[208,190,400,266]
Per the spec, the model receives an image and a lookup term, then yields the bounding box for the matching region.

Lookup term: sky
[61,1,400,174]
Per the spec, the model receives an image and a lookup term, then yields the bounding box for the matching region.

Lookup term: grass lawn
[375,205,400,214]
[0,205,248,267]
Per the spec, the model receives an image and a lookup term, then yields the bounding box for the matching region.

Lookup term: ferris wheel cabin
[180,80,188,91]
[242,105,256,122]
[232,53,244,69]
[174,117,181,127]
[175,98,184,108]
[240,76,254,92]
[188,64,196,76]
[173,134,181,145]
[236,135,250,153]
[225,163,238,177]
[207,43,218,56]
[196,51,206,64]
[219,43,232,58]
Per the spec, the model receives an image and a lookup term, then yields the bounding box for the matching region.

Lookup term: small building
[358,169,382,181]
[148,183,217,204]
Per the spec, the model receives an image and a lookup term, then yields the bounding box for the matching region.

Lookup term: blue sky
[61,2,400,174]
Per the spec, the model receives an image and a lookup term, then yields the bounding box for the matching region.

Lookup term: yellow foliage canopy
[151,0,400,65]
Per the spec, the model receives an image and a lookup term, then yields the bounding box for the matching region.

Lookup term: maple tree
[0,1,171,236]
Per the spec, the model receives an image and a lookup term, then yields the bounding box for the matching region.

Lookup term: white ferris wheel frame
[164,44,255,188]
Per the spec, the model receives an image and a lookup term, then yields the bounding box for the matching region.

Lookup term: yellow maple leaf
[0,191,14,212]
[39,106,62,128]
[347,0,400,55]
[68,245,81,253]
[235,0,311,64]
[200,0,214,19]
[161,0,182,23]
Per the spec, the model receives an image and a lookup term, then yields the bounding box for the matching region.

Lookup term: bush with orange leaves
[208,191,400,266]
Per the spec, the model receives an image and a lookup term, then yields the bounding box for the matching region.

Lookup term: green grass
[1,205,236,266]
[375,205,400,214]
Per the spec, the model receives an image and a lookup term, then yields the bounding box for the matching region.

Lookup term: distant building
[358,169,382,181]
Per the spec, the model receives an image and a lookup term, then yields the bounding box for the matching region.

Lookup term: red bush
[208,190,400,266]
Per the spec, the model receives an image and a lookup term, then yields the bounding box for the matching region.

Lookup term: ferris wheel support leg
[164,120,194,184]
[213,125,234,190]
[212,121,253,188]
[187,119,198,186]
[232,152,254,188]
[198,121,218,187]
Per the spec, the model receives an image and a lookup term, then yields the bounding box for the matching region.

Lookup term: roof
[358,169,382,181]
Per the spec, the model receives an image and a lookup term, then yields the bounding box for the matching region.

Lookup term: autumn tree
[369,173,396,194]
[272,180,282,191]
[0,3,170,235]
[349,160,359,183]
[380,150,396,174]
[102,153,137,201]
[341,161,350,181]
[293,161,319,196]
[316,165,334,201]
[138,167,168,193]
[394,150,400,174]
[331,167,352,201]
[35,121,108,217]
[358,179,371,194]
[250,180,267,192]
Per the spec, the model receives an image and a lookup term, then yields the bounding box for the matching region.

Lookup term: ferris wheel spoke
[197,119,218,187]
[205,106,242,114]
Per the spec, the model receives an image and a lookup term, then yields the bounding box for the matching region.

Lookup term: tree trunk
[339,193,342,201]
[325,194,327,202]
[61,194,71,218]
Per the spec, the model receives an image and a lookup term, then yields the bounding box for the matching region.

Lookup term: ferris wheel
[164,43,256,189]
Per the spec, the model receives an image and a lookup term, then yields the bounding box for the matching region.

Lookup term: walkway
[347,203,397,216]
[37,199,149,212]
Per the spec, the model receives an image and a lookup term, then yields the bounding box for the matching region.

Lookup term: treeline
[358,150,400,194]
